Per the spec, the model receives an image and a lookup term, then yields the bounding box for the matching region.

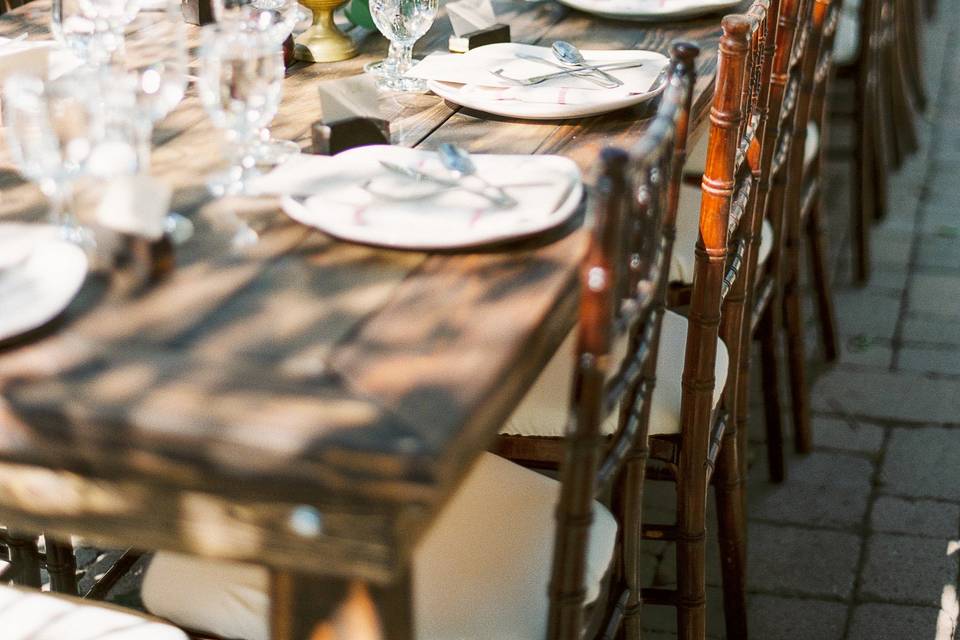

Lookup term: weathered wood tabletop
[0,0,744,587]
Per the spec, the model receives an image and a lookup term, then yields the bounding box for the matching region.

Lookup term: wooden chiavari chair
[130,43,703,640]
[780,0,842,464]
[832,0,921,282]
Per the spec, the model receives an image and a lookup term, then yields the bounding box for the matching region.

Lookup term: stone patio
[641,6,960,639]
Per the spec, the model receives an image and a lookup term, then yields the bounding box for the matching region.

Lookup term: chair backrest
[545,41,700,639]
[677,4,771,485]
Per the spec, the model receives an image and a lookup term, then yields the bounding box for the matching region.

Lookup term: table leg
[270,568,413,640]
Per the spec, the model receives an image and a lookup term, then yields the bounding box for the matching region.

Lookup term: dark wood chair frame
[832,0,923,283]
[1,530,142,600]
[642,7,774,638]
[755,0,842,481]
[495,42,700,640]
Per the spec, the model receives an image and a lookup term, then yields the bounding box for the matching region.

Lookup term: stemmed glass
[246,0,310,165]
[197,25,285,196]
[368,0,438,91]
[51,0,140,66]
[3,73,99,247]
[116,0,192,240]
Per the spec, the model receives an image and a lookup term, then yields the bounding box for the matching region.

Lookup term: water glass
[51,0,140,66]
[3,73,99,246]
[369,0,438,91]
[197,26,285,196]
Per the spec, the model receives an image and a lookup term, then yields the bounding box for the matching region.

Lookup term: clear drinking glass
[245,0,308,166]
[369,0,438,91]
[51,0,140,66]
[118,0,192,240]
[197,25,285,196]
[3,73,99,246]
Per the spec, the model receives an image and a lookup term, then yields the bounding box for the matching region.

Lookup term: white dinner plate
[0,224,88,343]
[270,145,584,250]
[555,0,742,21]
[419,43,668,120]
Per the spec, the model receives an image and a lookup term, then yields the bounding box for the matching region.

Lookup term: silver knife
[491,60,648,86]
[379,160,518,208]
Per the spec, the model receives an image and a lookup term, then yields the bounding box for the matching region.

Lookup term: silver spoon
[437,144,518,208]
[514,51,620,89]
[552,41,623,88]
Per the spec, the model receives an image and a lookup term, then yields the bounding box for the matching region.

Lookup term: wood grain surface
[0,0,747,579]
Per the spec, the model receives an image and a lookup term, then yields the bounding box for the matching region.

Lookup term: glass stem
[41,180,77,234]
[394,42,414,76]
[384,41,402,75]
[135,119,154,175]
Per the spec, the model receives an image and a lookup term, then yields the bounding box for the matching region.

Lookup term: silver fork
[513,52,620,89]
[489,60,647,87]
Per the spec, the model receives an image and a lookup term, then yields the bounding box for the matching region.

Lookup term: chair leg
[883,34,919,167]
[714,427,748,640]
[782,253,813,455]
[618,443,649,640]
[805,200,840,362]
[899,0,927,111]
[676,464,707,640]
[759,304,786,482]
[45,536,78,595]
[5,532,42,588]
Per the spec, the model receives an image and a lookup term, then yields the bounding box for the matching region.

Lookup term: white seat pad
[670,119,823,284]
[833,3,860,66]
[500,310,728,438]
[0,585,188,640]
[142,453,618,640]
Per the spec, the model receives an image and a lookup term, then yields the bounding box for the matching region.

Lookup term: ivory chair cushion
[834,0,861,66]
[142,452,618,640]
[500,310,728,438]
[0,584,188,640]
[671,121,821,283]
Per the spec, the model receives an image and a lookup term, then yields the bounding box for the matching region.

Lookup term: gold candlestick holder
[294,0,358,62]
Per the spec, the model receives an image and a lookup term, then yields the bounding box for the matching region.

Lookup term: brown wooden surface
[0,0,748,581]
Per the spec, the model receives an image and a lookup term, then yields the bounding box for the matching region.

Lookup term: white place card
[96,175,172,241]
[447,0,497,37]
[317,74,384,123]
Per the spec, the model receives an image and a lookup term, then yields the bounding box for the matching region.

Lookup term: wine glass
[3,73,99,247]
[197,25,285,196]
[51,0,140,66]
[244,0,310,166]
[369,0,438,91]
[118,0,192,241]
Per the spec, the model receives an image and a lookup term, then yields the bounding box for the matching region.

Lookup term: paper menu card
[317,73,384,123]
[447,0,497,37]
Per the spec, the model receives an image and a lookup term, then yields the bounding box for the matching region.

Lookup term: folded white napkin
[251,145,583,248]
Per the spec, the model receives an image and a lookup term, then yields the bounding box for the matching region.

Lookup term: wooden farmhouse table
[0,0,746,636]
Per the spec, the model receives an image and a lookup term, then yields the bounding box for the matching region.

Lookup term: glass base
[376,73,429,93]
[207,167,262,197]
[250,138,301,167]
[364,59,389,78]
[165,212,195,245]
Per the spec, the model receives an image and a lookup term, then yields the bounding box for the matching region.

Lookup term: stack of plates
[406,43,669,120]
